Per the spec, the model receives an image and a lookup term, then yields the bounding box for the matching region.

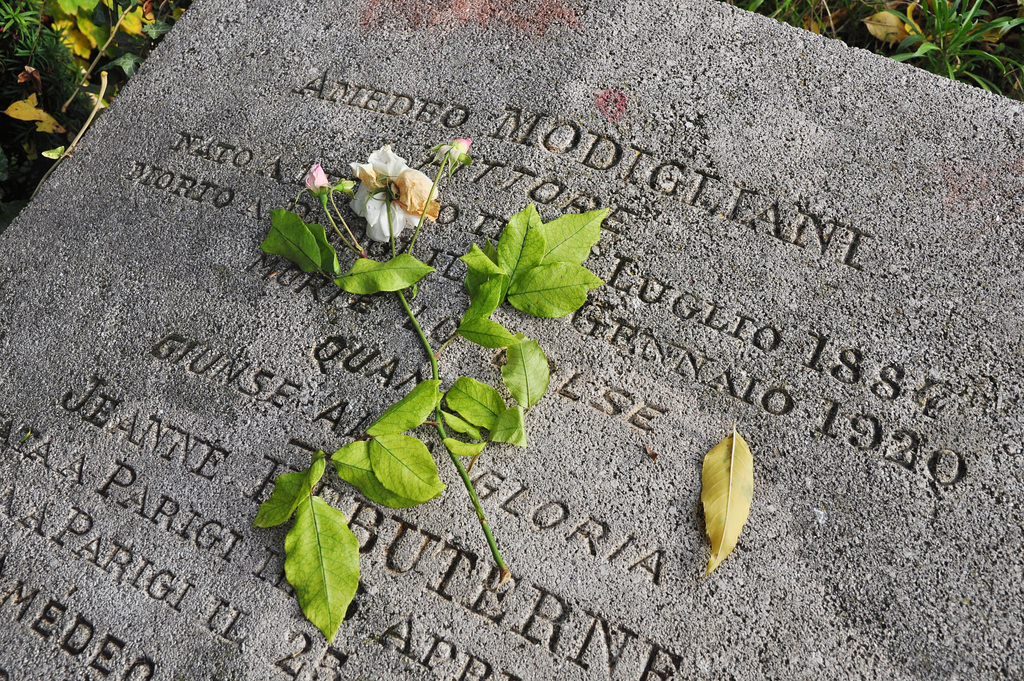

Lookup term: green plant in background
[887,0,1024,91]
[730,0,1024,98]
[0,0,186,233]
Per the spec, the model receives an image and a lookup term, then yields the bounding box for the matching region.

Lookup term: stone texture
[1,0,1023,678]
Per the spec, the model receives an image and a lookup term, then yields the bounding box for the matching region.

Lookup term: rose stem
[407,155,447,258]
[320,196,360,256]
[396,288,509,584]
[387,205,510,584]
[329,190,366,257]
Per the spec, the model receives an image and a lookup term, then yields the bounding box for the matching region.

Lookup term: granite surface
[1,0,1023,678]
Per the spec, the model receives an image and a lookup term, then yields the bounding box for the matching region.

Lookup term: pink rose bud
[431,139,474,168]
[304,163,330,193]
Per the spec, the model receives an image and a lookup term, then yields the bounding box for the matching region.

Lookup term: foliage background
[733,0,1024,96]
[1,0,186,232]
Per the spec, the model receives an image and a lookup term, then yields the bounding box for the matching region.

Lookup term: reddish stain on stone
[359,0,579,34]
[595,87,627,123]
[939,158,1024,239]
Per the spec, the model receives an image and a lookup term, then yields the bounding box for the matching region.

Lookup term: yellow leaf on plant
[701,426,753,576]
[3,94,66,134]
[864,11,910,44]
[120,8,145,36]
[54,19,92,58]
[75,15,101,50]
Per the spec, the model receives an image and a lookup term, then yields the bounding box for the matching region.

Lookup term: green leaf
[106,53,142,78]
[254,471,306,527]
[461,244,506,299]
[443,438,487,458]
[538,208,607,265]
[464,275,504,321]
[457,317,518,348]
[507,263,604,318]
[83,0,108,21]
[497,205,546,297]
[441,410,482,440]
[331,441,420,508]
[366,380,441,436]
[262,209,340,276]
[446,377,506,431]
[41,146,65,160]
[489,406,527,447]
[482,240,499,264]
[368,434,445,503]
[502,339,550,409]
[142,20,172,38]
[285,495,360,640]
[254,455,327,528]
[335,254,434,294]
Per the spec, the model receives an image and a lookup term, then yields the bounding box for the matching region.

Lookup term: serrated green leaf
[335,254,433,294]
[285,495,360,640]
[443,438,486,458]
[366,380,441,436]
[457,317,518,348]
[461,243,506,299]
[482,240,499,264]
[331,441,420,508]
[464,275,503,321]
[497,205,546,298]
[262,209,340,276]
[497,204,541,275]
[254,455,326,528]
[441,410,482,440]
[507,263,604,318]
[446,377,506,430]
[254,470,305,527]
[368,434,444,503]
[539,208,607,265]
[489,406,527,447]
[502,339,550,409]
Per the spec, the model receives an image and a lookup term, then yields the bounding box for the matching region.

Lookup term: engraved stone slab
[1,0,1023,678]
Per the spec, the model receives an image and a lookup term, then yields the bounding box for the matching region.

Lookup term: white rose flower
[350,146,440,243]
[349,144,409,190]
[354,184,418,242]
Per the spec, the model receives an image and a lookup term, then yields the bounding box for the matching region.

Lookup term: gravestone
[1,0,1023,677]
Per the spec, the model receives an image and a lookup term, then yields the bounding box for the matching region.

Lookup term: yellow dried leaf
[864,11,910,44]
[904,4,925,37]
[120,8,145,36]
[75,15,101,49]
[3,94,66,134]
[54,19,92,58]
[701,426,753,576]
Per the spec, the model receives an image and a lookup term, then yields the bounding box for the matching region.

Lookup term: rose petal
[394,169,439,222]
[350,161,379,189]
[368,145,409,180]
[351,184,374,217]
